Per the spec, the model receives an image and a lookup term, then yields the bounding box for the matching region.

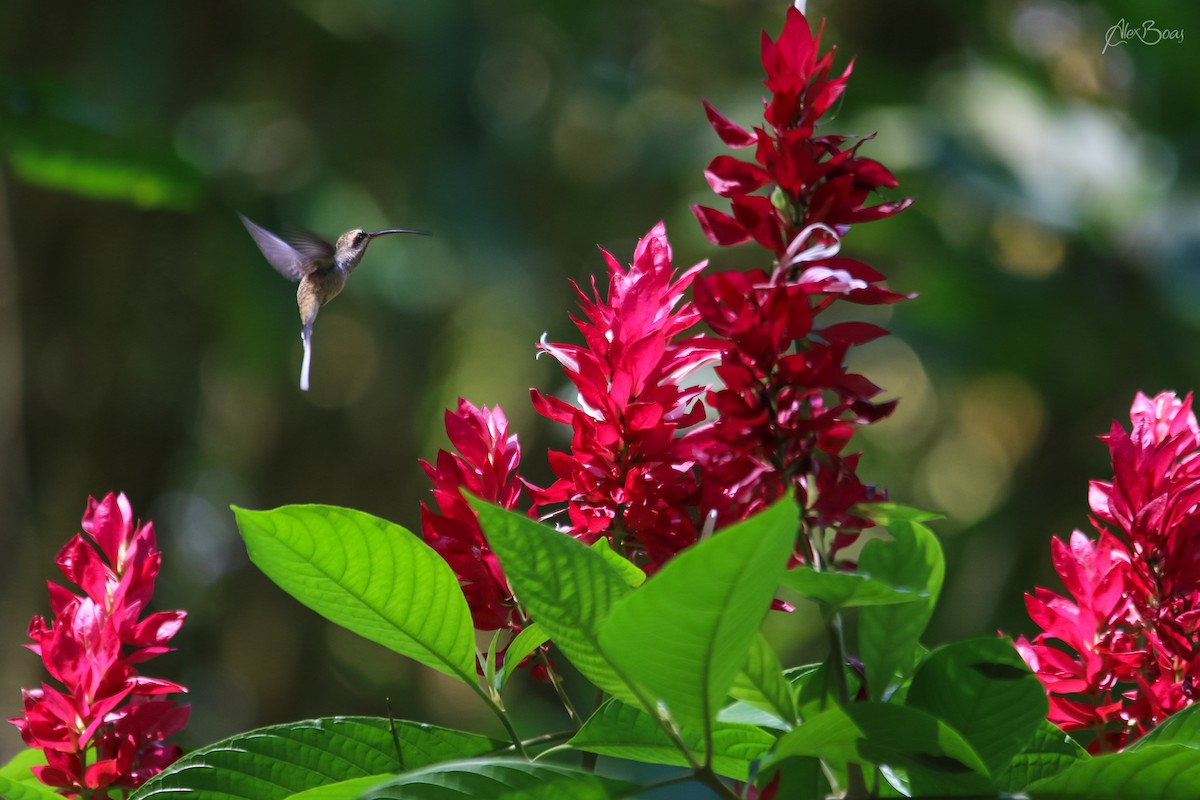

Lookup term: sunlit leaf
[906,638,1047,776]
[131,716,502,800]
[570,699,775,781]
[499,623,551,691]
[857,509,944,701]
[357,758,637,799]
[1128,702,1200,750]
[730,634,799,728]
[232,505,477,684]
[994,720,1087,792]
[781,566,926,611]
[770,702,991,795]
[0,749,58,800]
[471,500,638,704]
[1027,744,1200,799]
[598,498,797,740]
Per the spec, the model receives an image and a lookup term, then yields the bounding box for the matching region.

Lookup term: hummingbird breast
[297,269,347,325]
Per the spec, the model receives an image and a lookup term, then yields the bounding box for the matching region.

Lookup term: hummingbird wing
[239,214,330,281]
[283,226,336,268]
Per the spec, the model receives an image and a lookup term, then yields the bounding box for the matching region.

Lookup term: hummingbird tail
[300,327,312,392]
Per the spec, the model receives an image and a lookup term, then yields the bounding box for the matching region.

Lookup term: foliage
[10,5,1200,800]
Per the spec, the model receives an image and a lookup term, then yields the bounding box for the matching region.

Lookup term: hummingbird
[239,214,430,391]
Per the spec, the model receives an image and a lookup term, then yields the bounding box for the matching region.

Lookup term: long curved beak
[368,228,432,238]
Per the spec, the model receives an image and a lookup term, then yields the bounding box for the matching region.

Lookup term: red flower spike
[694,7,912,260]
[421,399,527,633]
[1019,392,1200,751]
[10,493,188,796]
[531,222,719,570]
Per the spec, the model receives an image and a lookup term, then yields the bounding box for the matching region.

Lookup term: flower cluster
[421,399,525,633]
[685,6,910,555]
[530,222,717,569]
[1017,392,1200,751]
[10,493,189,798]
[692,6,912,259]
[422,9,910,636]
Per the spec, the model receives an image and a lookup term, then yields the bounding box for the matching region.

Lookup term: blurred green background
[3,0,1199,761]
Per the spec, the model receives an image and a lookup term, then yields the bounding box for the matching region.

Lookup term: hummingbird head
[334,226,431,271]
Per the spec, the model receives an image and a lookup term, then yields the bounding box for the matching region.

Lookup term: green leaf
[591,537,646,588]
[906,637,1048,776]
[994,720,1087,792]
[770,702,990,794]
[793,658,860,723]
[1027,744,1200,799]
[861,502,944,525]
[3,114,202,210]
[131,716,503,800]
[358,758,638,799]
[232,505,477,683]
[857,511,944,700]
[0,750,58,800]
[730,633,799,728]
[498,623,551,691]
[471,500,637,703]
[570,699,776,781]
[781,566,927,611]
[1128,702,1200,750]
[598,497,798,735]
[287,775,394,800]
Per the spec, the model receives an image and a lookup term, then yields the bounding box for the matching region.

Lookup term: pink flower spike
[11,493,188,795]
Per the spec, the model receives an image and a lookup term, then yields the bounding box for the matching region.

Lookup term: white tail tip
[300,334,312,391]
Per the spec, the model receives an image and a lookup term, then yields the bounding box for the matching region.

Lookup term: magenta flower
[10,493,188,798]
[692,6,912,258]
[421,399,526,633]
[530,221,719,570]
[687,265,901,555]
[682,8,911,562]
[1017,392,1200,751]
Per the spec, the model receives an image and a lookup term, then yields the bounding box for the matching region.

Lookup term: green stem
[537,648,583,728]
[826,607,869,799]
[471,680,528,759]
[694,765,742,800]
[520,729,574,751]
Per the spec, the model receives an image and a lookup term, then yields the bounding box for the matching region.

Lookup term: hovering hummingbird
[239,214,430,391]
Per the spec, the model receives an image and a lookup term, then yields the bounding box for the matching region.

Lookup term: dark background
[2,0,1198,759]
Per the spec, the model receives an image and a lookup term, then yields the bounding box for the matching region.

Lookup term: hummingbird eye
[355,231,369,246]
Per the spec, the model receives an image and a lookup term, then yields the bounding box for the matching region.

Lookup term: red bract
[1017,392,1200,751]
[693,7,912,258]
[9,493,188,798]
[531,222,719,569]
[688,265,900,554]
[421,399,525,632]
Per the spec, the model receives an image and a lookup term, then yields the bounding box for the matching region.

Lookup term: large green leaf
[0,749,58,800]
[1128,702,1200,750]
[471,500,637,704]
[994,720,1087,792]
[598,498,798,737]
[730,633,799,728]
[856,507,944,701]
[131,716,502,800]
[906,637,1048,775]
[1027,744,1200,799]
[357,758,638,799]
[232,505,476,683]
[770,702,990,795]
[569,699,776,781]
